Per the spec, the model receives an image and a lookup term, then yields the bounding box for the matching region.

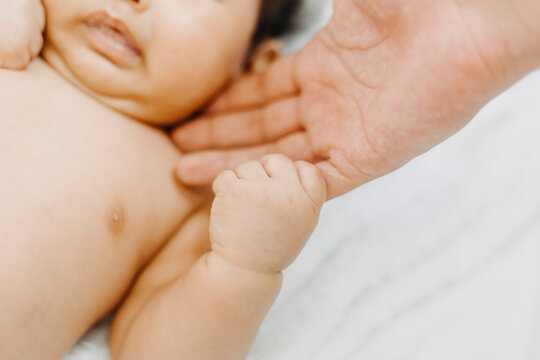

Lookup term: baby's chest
[0,61,210,262]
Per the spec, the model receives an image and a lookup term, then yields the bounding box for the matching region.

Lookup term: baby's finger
[260,154,298,182]
[2,49,31,70]
[234,161,269,181]
[29,31,43,59]
[212,170,238,194]
[33,2,46,31]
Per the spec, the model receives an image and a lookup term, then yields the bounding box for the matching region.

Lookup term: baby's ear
[247,39,283,74]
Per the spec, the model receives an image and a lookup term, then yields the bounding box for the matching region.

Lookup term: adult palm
[173,0,538,198]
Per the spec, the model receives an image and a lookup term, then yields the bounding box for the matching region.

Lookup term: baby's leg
[110,154,326,359]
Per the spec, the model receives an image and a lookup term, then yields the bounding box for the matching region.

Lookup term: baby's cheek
[146,54,234,119]
[142,10,251,120]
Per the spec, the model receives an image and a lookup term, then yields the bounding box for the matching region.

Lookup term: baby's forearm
[114,252,282,360]
[111,155,325,359]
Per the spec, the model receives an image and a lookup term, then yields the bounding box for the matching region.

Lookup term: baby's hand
[0,0,45,70]
[210,154,326,274]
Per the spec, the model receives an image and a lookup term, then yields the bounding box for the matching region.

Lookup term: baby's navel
[107,204,126,237]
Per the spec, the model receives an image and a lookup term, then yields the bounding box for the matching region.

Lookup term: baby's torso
[0,59,211,352]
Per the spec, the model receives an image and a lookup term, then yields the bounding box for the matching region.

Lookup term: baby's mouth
[84,11,142,67]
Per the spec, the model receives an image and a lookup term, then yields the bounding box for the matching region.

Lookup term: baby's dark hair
[253,0,303,48]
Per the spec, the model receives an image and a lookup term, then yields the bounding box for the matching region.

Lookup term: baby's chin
[89,93,196,126]
[42,46,196,126]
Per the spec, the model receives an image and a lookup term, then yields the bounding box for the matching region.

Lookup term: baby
[0,0,326,359]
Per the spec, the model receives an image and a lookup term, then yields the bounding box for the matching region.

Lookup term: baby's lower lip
[84,11,141,68]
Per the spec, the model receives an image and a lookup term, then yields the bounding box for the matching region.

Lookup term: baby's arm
[0,0,45,69]
[110,154,326,359]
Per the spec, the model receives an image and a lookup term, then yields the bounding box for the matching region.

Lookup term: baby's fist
[0,0,45,70]
[210,154,326,274]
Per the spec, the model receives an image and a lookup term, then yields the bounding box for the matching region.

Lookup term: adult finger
[206,53,300,114]
[315,155,375,200]
[176,132,316,187]
[172,97,301,151]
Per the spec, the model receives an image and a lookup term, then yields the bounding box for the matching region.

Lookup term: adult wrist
[511,0,540,73]
[470,0,540,83]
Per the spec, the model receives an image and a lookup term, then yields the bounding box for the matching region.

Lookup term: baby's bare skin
[0,59,210,358]
[110,154,325,359]
[1,56,325,360]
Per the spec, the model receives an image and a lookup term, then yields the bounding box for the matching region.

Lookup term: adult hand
[173,0,540,199]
